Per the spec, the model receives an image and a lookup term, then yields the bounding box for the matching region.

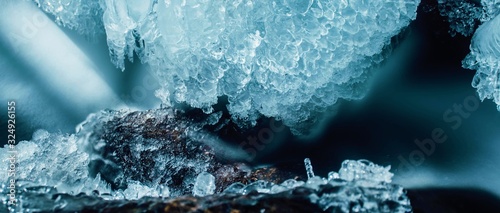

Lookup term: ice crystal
[222,159,411,213]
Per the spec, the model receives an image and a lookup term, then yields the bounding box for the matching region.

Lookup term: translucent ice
[304,158,315,179]
[33,0,421,134]
[463,14,500,110]
[0,130,113,198]
[33,0,104,38]
[222,159,411,213]
[436,0,500,109]
[193,172,216,196]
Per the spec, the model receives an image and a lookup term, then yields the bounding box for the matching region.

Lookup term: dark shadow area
[408,187,500,213]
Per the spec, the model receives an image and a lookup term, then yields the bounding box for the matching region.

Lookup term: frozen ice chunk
[193,172,216,196]
[337,159,393,183]
[34,0,421,134]
[463,14,500,110]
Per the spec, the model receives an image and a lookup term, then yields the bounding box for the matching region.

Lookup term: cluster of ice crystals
[336,159,393,183]
[463,14,500,110]
[34,0,420,134]
[0,130,112,199]
[436,0,500,37]
[33,0,104,38]
[437,0,483,37]
[480,0,500,21]
[0,122,183,202]
[223,159,411,213]
[436,0,500,110]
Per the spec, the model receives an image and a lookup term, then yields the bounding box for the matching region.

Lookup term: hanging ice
[436,0,500,37]
[461,2,500,110]
[436,0,500,110]
[193,172,216,196]
[33,0,421,134]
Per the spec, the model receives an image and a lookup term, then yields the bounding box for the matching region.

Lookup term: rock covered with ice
[33,0,420,134]
[4,157,411,213]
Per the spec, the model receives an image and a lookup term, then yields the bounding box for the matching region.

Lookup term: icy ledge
[33,0,420,134]
[1,108,410,212]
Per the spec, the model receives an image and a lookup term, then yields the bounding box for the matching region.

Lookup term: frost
[221,159,411,213]
[33,0,420,134]
[193,172,216,196]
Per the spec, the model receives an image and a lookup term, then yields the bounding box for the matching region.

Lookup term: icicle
[304,158,315,179]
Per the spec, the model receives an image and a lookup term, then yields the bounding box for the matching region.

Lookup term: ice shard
[33,0,421,134]
[193,172,216,196]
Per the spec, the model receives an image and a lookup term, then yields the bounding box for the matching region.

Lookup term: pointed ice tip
[304,158,315,179]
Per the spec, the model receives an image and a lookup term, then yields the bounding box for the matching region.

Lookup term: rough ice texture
[222,159,411,212]
[0,130,114,199]
[0,108,305,208]
[463,14,500,110]
[436,0,500,37]
[437,0,482,37]
[33,0,104,38]
[4,158,410,213]
[34,0,420,134]
[436,0,500,109]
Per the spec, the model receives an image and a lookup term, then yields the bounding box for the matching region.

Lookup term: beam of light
[0,1,124,119]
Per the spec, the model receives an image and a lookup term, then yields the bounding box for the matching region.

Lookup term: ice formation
[33,0,104,38]
[223,159,410,212]
[0,108,229,204]
[33,0,421,134]
[451,1,500,110]
[0,130,113,197]
[436,0,500,37]
[436,0,500,110]
[464,14,500,110]
[193,172,216,196]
